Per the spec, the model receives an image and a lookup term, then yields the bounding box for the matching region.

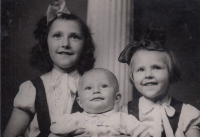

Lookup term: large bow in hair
[118,25,166,65]
[46,0,70,25]
[118,39,165,65]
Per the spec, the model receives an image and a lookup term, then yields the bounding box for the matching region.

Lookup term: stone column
[87,0,134,107]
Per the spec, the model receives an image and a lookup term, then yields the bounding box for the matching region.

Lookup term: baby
[51,68,150,137]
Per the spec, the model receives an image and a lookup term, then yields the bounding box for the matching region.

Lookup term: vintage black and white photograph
[1,0,200,136]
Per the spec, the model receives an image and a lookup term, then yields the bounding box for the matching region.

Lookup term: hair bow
[46,0,70,25]
[118,39,165,65]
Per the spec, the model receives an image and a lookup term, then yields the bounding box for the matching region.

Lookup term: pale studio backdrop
[2,0,200,135]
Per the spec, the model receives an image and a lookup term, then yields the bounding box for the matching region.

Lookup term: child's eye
[153,66,161,70]
[101,84,108,88]
[137,68,144,72]
[53,34,61,38]
[85,86,92,90]
[70,34,81,40]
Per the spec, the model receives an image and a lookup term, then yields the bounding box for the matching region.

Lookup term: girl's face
[47,19,84,73]
[131,50,170,102]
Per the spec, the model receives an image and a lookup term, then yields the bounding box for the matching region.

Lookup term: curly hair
[30,14,95,75]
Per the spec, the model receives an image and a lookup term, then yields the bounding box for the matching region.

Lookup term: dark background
[1,0,200,135]
[133,0,200,108]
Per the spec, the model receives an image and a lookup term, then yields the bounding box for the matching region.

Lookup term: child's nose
[62,37,70,49]
[145,69,153,79]
[93,87,101,94]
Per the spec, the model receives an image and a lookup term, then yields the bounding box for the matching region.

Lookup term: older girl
[4,1,95,136]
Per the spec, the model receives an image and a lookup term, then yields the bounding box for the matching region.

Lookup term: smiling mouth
[58,52,73,55]
[143,82,158,86]
[91,97,104,101]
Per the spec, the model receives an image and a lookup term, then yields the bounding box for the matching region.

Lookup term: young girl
[118,29,200,137]
[4,0,95,137]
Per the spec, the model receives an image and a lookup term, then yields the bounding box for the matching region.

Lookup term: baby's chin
[85,110,106,114]
[84,108,113,114]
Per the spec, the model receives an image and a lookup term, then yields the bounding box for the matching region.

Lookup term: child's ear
[115,93,121,104]
[76,97,83,108]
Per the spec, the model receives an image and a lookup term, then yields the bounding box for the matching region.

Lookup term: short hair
[79,68,119,92]
[30,14,95,75]
[129,47,181,83]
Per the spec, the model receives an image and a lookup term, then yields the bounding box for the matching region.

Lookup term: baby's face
[131,50,170,102]
[77,70,119,114]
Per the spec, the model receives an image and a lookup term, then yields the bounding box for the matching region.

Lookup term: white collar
[50,68,79,87]
[82,109,117,117]
[140,94,171,107]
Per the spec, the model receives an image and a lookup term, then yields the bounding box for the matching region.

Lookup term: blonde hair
[129,48,181,83]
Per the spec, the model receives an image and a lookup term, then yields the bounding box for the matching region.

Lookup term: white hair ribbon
[46,0,70,25]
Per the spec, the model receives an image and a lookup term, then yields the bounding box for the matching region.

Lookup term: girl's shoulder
[180,103,200,120]
[14,80,37,113]
[182,103,199,112]
[119,98,141,114]
[178,103,200,132]
[16,72,50,95]
[13,72,50,113]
